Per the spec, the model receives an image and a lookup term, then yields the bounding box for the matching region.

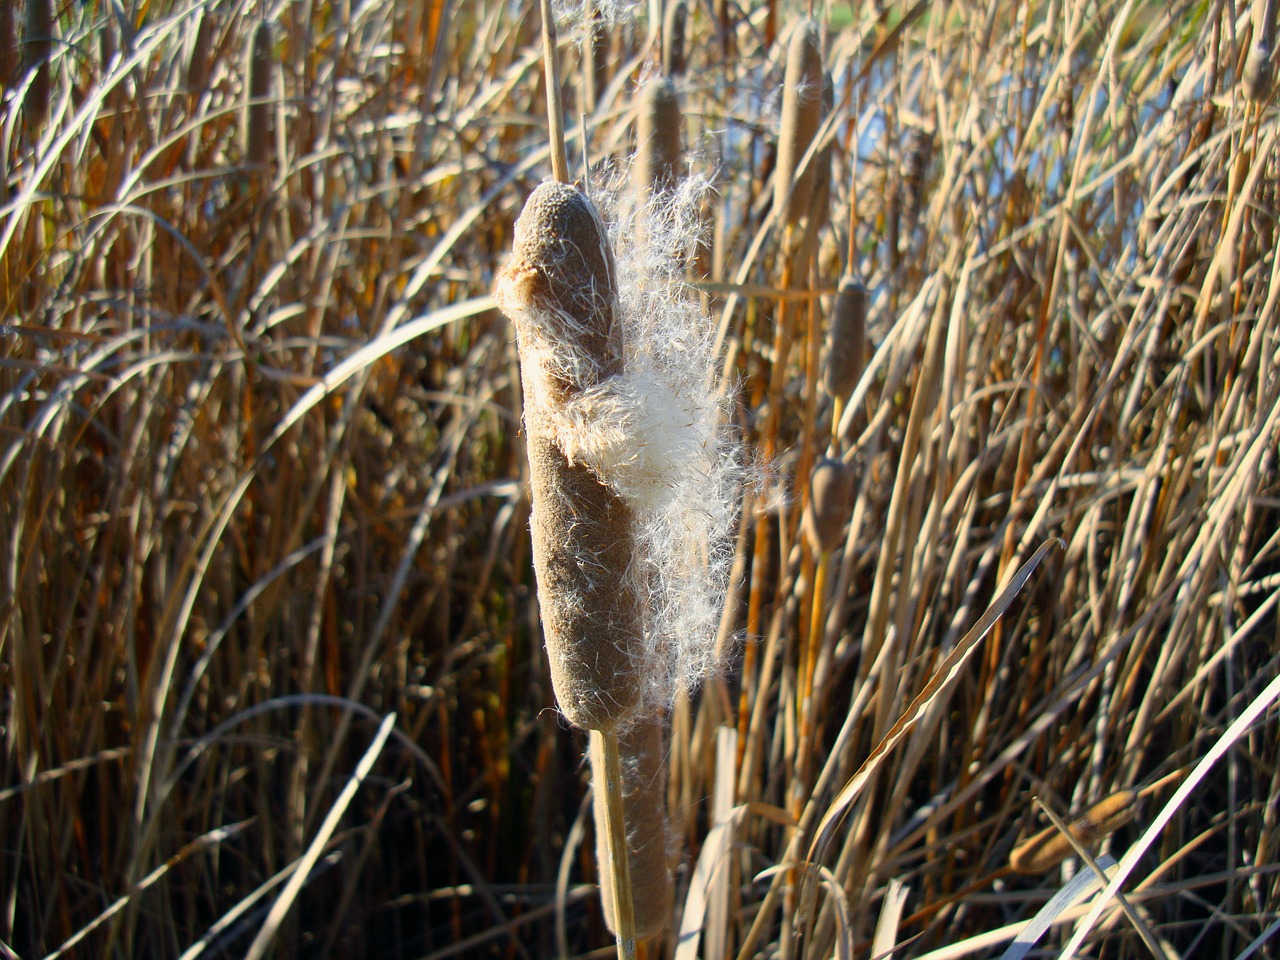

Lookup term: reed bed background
[3,0,1279,957]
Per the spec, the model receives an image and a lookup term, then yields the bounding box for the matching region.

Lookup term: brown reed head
[824,274,869,402]
[1010,789,1137,875]
[244,20,274,170]
[1243,0,1278,101]
[495,181,648,732]
[22,0,52,131]
[802,457,855,553]
[633,76,683,199]
[773,19,824,229]
[662,0,687,75]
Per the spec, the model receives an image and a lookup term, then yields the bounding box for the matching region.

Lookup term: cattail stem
[539,0,569,183]
[592,729,639,960]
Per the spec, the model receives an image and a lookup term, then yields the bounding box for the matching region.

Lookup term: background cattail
[1243,0,1278,101]
[244,20,274,171]
[187,9,215,95]
[1010,790,1137,875]
[773,19,824,229]
[0,0,16,91]
[22,0,52,131]
[824,274,869,402]
[591,718,674,940]
[494,181,647,733]
[802,457,855,553]
[662,0,687,75]
[633,76,682,199]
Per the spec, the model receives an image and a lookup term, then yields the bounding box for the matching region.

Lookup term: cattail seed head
[496,182,647,731]
[591,718,674,939]
[802,457,855,553]
[1010,789,1137,875]
[0,1,16,91]
[662,0,687,75]
[244,20,274,170]
[22,0,52,131]
[633,76,683,199]
[824,274,869,401]
[1244,0,1278,101]
[187,9,215,94]
[773,19,824,229]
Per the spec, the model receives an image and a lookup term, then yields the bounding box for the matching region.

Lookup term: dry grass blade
[811,538,1063,865]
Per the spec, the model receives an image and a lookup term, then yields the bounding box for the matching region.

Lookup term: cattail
[22,0,52,131]
[591,718,673,940]
[0,0,16,91]
[773,19,824,229]
[633,76,682,199]
[1010,789,1137,875]
[187,9,215,95]
[1243,0,1278,101]
[824,275,868,401]
[662,0,687,75]
[801,458,855,553]
[244,20,273,171]
[806,72,835,234]
[494,181,646,732]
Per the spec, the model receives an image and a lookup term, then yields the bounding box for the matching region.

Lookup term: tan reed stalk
[22,0,51,131]
[772,20,823,231]
[1243,0,1278,101]
[244,20,274,172]
[633,76,682,199]
[662,0,687,75]
[591,718,673,942]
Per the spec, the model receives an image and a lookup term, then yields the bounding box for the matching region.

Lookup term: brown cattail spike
[495,182,646,732]
[773,20,824,229]
[187,10,215,95]
[634,76,683,199]
[592,719,674,940]
[22,0,52,131]
[1243,0,1278,101]
[662,0,687,75]
[0,0,16,91]
[1010,789,1137,875]
[244,21,273,170]
[806,72,835,234]
[825,275,869,401]
[802,458,855,553]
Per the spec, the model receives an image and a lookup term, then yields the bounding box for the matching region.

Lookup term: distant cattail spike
[22,0,52,131]
[633,76,683,199]
[802,458,855,553]
[1010,789,1137,875]
[824,274,869,401]
[662,0,687,75]
[591,718,674,940]
[773,19,824,229]
[1243,0,1278,101]
[244,20,274,170]
[806,72,835,234]
[494,181,647,732]
[0,0,16,91]
[186,9,215,94]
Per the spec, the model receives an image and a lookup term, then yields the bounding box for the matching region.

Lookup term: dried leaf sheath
[496,181,647,732]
